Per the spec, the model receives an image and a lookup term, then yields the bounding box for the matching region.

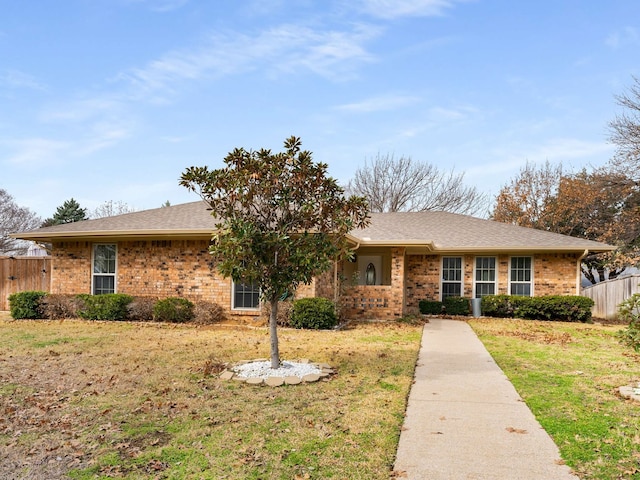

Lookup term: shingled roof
[13,201,615,253]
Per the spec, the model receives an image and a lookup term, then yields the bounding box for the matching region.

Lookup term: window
[474,257,496,298]
[510,257,532,296]
[93,244,116,294]
[441,257,462,299]
[233,280,260,309]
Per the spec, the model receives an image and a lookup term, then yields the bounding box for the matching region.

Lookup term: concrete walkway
[394,319,579,480]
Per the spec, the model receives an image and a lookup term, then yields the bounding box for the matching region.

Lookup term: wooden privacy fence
[581,274,640,320]
[0,256,51,311]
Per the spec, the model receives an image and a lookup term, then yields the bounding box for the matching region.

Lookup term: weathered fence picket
[0,256,51,311]
[581,274,640,320]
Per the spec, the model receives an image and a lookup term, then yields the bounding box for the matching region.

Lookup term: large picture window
[233,280,260,310]
[474,257,496,298]
[93,244,116,295]
[510,256,532,296]
[441,257,462,299]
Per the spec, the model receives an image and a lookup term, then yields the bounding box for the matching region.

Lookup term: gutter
[577,249,589,295]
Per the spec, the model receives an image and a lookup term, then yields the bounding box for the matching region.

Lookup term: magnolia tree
[180,136,370,368]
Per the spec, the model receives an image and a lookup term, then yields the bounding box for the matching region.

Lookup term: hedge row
[418,294,594,323]
[480,294,593,323]
[8,292,225,324]
[8,291,339,329]
[419,296,470,316]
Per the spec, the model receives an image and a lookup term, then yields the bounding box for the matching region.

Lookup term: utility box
[470,298,482,318]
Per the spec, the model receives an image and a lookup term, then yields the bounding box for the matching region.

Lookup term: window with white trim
[93,244,116,295]
[233,280,260,309]
[510,256,532,296]
[441,257,462,299]
[474,257,496,298]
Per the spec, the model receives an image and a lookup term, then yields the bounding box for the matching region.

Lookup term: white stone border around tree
[219,359,335,386]
[618,385,640,402]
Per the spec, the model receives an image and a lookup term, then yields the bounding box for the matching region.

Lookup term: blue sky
[2,0,639,219]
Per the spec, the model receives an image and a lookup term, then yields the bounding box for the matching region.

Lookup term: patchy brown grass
[0,313,421,479]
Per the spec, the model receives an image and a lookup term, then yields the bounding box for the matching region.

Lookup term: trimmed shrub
[290,298,337,330]
[546,296,593,323]
[481,295,519,318]
[261,300,293,327]
[443,296,470,316]
[127,297,158,322]
[617,293,640,352]
[153,297,195,323]
[41,294,83,319]
[481,294,593,323]
[194,300,225,324]
[9,291,47,319]
[419,300,443,315]
[76,293,133,321]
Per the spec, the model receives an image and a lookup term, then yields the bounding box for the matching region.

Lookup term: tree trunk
[269,298,280,369]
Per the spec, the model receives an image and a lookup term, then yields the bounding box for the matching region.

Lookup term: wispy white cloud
[336,93,421,113]
[605,27,639,49]
[0,69,46,91]
[4,117,133,167]
[467,138,614,182]
[398,104,477,137]
[353,0,470,19]
[117,23,381,99]
[428,105,477,121]
[36,95,135,156]
[122,0,189,13]
[4,138,70,166]
[39,97,122,123]
[520,138,613,164]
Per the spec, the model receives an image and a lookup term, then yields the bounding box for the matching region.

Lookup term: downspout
[577,249,589,295]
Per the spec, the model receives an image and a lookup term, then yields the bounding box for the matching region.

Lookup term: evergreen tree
[42,198,88,226]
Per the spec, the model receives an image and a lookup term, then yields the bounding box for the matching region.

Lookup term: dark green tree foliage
[42,198,88,226]
[180,136,370,368]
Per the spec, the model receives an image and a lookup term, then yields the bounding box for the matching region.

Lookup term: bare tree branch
[0,189,42,255]
[346,153,489,215]
[90,200,137,219]
[610,75,640,175]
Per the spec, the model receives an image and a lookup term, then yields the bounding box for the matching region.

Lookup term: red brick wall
[340,248,406,320]
[51,241,92,294]
[534,253,580,296]
[51,239,342,321]
[51,240,260,320]
[405,252,581,310]
[51,240,582,321]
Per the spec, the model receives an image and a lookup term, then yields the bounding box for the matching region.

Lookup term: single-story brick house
[13,201,615,320]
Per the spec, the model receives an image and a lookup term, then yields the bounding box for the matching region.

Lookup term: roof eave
[346,234,435,251]
[10,229,214,242]
[431,245,618,254]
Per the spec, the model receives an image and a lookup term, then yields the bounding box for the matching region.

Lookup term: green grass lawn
[470,318,640,480]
